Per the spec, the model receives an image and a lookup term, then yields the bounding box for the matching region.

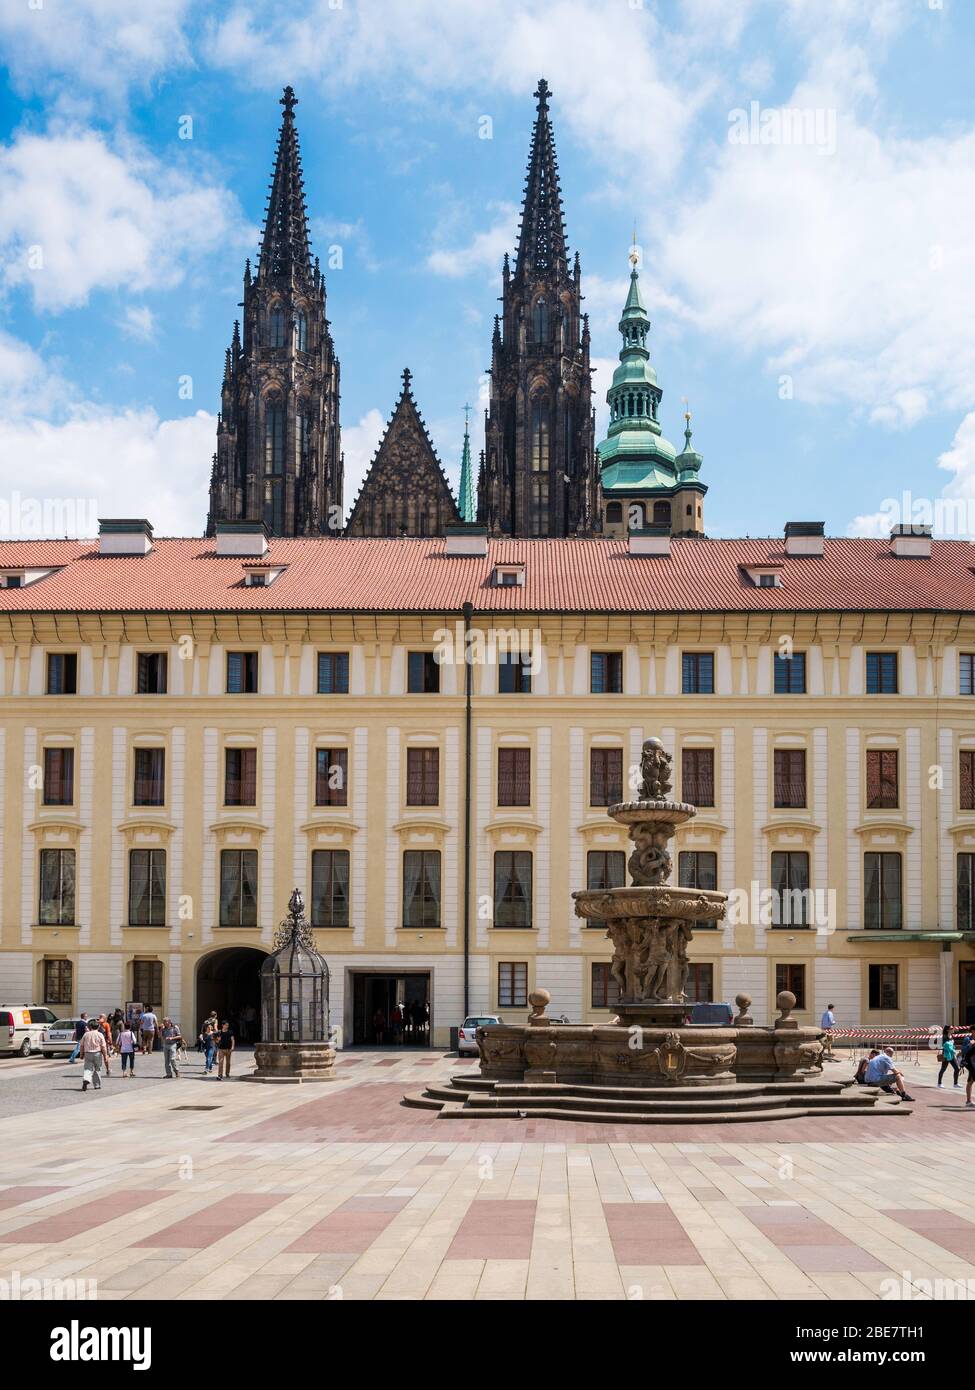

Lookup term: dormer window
[1,572,23,588]
[242,563,287,588]
[493,564,525,588]
[741,565,783,588]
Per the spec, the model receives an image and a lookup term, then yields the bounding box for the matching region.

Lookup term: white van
[0,1006,62,1057]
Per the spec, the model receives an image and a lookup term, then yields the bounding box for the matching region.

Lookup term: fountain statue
[405,735,912,1122]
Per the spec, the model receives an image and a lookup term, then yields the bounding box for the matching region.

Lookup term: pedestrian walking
[938,1026,962,1088]
[201,1022,217,1074]
[215,1020,235,1079]
[820,1004,836,1061]
[963,1033,975,1108]
[68,1012,89,1063]
[117,1021,137,1077]
[161,1018,183,1078]
[79,1020,110,1091]
[139,1007,158,1055]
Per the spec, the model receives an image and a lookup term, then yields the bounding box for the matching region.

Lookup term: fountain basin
[572,884,727,924]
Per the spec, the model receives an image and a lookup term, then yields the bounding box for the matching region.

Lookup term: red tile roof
[0,536,973,615]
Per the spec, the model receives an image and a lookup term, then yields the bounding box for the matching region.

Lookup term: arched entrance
[195,947,267,1043]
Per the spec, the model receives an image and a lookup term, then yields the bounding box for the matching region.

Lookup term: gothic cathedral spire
[206,87,342,537]
[478,79,596,536]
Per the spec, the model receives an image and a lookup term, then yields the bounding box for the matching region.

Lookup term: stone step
[431,1101,910,1125]
[448,1075,865,1101]
[457,1088,884,1117]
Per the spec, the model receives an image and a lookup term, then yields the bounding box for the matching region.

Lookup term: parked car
[457,1015,503,1055]
[687,1002,735,1026]
[0,1006,62,1057]
[40,1016,87,1058]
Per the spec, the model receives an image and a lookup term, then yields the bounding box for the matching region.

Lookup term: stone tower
[206,87,342,537]
[344,369,461,537]
[478,79,596,536]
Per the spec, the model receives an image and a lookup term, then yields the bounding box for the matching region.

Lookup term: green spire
[458,404,475,522]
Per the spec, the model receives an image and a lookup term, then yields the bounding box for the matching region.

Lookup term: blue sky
[2,0,975,539]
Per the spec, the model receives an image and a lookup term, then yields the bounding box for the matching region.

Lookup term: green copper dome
[598,247,705,497]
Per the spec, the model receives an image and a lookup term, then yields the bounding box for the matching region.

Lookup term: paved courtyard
[2,1048,975,1301]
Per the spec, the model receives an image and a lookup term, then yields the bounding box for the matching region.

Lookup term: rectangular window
[493,850,533,928]
[43,748,74,806]
[43,958,73,1005]
[406,747,439,806]
[128,849,167,926]
[591,962,621,1009]
[403,850,441,928]
[315,748,348,807]
[961,751,975,811]
[771,851,810,926]
[678,851,717,892]
[311,849,350,928]
[773,651,806,694]
[961,654,975,696]
[39,848,75,925]
[137,652,168,694]
[864,852,902,930]
[133,747,165,806]
[498,653,532,693]
[685,962,714,1004]
[958,854,975,931]
[227,651,259,694]
[590,651,623,694]
[775,963,806,1009]
[589,747,623,807]
[682,651,714,694]
[407,651,440,693]
[498,962,528,1008]
[132,960,163,1011]
[224,748,257,807]
[866,749,899,809]
[865,651,898,694]
[219,849,258,928]
[317,652,350,694]
[46,652,77,695]
[497,747,531,807]
[773,749,807,808]
[681,748,715,807]
[585,850,626,930]
[868,963,899,1011]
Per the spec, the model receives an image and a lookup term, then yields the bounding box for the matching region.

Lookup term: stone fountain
[405,739,912,1123]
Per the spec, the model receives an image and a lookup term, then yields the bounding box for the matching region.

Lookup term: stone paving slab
[0,1049,974,1300]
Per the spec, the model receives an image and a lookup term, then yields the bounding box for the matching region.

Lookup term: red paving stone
[220,1076,966,1145]
[742,1205,887,1272]
[287,1196,411,1253]
[0,1186,65,1210]
[0,1190,165,1244]
[603,1202,704,1266]
[880,1209,975,1261]
[134,1193,288,1249]
[446,1199,536,1260]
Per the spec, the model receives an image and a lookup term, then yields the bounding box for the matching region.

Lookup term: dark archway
[196,947,267,1043]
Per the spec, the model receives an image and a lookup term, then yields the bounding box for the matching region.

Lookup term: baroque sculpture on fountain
[405,737,913,1123]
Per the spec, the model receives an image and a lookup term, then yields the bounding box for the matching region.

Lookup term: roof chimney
[890,523,932,558]
[784,521,824,557]
[215,521,269,558]
[628,526,671,557]
[444,525,488,558]
[98,518,153,556]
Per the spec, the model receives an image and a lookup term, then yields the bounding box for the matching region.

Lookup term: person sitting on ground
[863,1046,915,1102]
[854,1052,876,1085]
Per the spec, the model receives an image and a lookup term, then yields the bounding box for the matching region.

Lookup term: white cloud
[0,0,193,99]
[0,328,212,537]
[118,305,156,341]
[427,203,517,279]
[340,407,386,518]
[0,127,243,312]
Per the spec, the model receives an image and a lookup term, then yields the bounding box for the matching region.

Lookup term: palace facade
[1,521,974,1045]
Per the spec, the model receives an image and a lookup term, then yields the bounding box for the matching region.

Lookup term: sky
[1,0,975,540]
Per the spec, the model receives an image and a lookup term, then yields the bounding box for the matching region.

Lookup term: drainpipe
[462,601,474,1018]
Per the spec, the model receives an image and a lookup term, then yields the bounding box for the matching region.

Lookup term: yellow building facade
[2,525,975,1047]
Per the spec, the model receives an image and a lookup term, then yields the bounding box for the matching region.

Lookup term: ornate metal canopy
[259,889,330,1043]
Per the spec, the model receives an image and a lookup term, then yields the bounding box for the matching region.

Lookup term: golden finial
[628,224,640,269]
